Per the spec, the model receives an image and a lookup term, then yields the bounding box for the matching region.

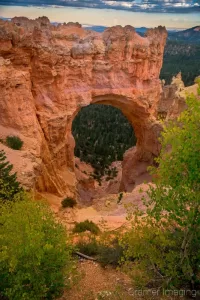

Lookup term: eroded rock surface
[0,17,168,198]
[158,72,199,120]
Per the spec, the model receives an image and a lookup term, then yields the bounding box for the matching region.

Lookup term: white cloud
[2,0,200,13]
[102,1,134,8]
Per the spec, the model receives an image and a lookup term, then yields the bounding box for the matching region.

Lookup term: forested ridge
[161,40,200,86]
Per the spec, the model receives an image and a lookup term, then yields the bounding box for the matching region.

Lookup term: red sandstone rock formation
[0,17,168,198]
[158,72,199,121]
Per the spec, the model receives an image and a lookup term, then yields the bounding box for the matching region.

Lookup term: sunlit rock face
[0,17,167,197]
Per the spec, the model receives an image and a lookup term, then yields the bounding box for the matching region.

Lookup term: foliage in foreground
[0,150,22,201]
[122,91,200,291]
[6,135,23,150]
[0,196,74,300]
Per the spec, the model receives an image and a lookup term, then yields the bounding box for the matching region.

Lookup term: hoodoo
[0,17,168,197]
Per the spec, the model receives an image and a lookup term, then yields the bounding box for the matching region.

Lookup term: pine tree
[0,150,22,201]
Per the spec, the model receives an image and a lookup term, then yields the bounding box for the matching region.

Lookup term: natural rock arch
[0,17,167,197]
[70,93,161,192]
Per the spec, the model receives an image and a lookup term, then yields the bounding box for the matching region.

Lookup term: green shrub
[76,238,99,256]
[98,239,124,267]
[61,197,77,208]
[0,196,74,300]
[195,77,200,95]
[73,220,100,235]
[122,219,181,288]
[0,150,22,201]
[6,135,23,150]
[76,237,123,267]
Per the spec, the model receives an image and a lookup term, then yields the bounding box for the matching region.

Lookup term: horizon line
[0,17,199,31]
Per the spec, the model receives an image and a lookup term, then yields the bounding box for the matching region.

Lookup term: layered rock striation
[0,16,168,197]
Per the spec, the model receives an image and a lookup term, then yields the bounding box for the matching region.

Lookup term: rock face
[0,17,168,198]
[158,72,199,121]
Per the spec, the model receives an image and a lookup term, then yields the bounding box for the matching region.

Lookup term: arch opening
[72,103,137,202]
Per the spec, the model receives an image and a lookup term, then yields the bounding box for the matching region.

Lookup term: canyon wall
[0,17,168,197]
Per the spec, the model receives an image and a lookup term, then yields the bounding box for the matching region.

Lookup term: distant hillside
[168,26,200,44]
[161,40,200,86]
[84,25,107,32]
[84,25,149,34]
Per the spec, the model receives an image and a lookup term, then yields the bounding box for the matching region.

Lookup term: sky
[0,0,199,29]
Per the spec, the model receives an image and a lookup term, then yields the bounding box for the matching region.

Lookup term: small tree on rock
[0,150,22,201]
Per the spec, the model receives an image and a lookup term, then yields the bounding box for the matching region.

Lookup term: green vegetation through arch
[72,104,136,179]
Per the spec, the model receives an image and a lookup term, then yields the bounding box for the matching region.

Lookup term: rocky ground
[61,260,180,300]
[43,180,149,231]
[62,260,134,300]
[40,182,147,299]
[46,184,180,300]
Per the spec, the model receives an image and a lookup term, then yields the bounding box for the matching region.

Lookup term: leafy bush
[6,135,23,150]
[0,197,74,300]
[122,219,181,288]
[61,197,77,208]
[76,238,99,256]
[195,76,200,95]
[0,150,22,201]
[73,220,100,235]
[98,239,124,267]
[76,237,123,267]
[122,91,200,291]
